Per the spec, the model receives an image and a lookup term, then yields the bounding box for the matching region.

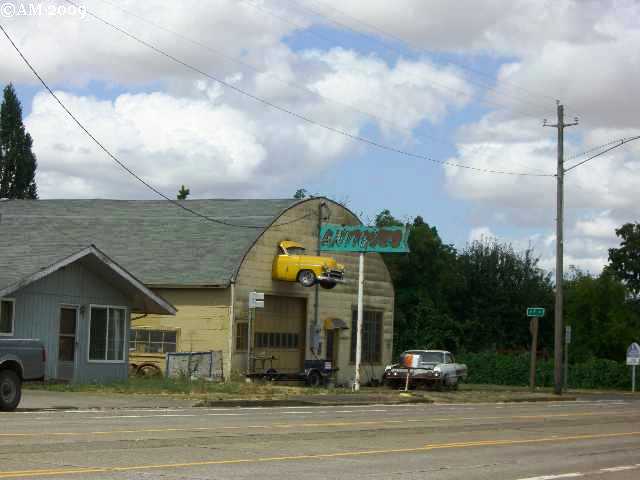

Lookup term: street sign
[527,307,545,317]
[319,224,409,253]
[627,342,640,366]
[319,224,409,392]
[565,326,572,344]
[249,291,264,309]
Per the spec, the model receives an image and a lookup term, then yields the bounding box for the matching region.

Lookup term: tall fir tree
[0,84,38,199]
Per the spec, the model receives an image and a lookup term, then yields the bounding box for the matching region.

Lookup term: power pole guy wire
[564,136,640,173]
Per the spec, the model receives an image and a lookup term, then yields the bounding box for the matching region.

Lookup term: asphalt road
[1,398,640,479]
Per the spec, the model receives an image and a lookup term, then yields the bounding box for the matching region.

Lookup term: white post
[246,308,252,376]
[633,365,636,393]
[354,252,365,392]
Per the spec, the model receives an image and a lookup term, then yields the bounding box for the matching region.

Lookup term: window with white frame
[89,306,127,361]
[0,299,14,336]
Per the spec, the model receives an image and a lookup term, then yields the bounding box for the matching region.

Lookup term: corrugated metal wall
[11,262,132,383]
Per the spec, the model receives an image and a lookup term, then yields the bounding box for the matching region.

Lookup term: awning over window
[324,317,349,330]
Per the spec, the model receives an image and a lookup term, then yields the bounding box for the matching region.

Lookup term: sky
[1,0,639,274]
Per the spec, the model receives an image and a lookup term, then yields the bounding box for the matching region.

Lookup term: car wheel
[448,376,459,391]
[0,370,22,412]
[298,270,317,287]
[319,280,337,289]
[307,370,322,387]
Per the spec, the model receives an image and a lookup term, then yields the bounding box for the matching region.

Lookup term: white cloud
[303,49,473,133]
[27,91,268,198]
[574,213,618,240]
[0,0,305,86]
[468,226,494,243]
[6,0,639,275]
[25,45,470,198]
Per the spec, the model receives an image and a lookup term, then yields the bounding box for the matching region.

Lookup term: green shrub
[458,352,632,390]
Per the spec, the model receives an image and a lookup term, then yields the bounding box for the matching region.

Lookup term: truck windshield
[286,247,306,255]
[418,352,444,363]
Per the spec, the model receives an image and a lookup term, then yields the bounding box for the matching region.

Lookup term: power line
[283,0,553,113]
[96,0,547,175]
[0,23,311,230]
[303,0,557,105]
[58,1,554,178]
[564,135,640,173]
[93,0,467,152]
[241,0,547,121]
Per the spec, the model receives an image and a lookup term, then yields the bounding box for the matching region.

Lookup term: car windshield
[286,247,306,255]
[416,352,444,364]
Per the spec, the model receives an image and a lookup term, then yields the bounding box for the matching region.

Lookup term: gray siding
[9,263,132,383]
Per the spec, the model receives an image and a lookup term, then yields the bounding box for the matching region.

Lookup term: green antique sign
[319,224,409,253]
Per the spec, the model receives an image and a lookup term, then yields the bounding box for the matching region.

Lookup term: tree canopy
[608,222,640,298]
[376,209,640,362]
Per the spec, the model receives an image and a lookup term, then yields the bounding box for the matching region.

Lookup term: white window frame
[87,304,128,364]
[0,298,15,337]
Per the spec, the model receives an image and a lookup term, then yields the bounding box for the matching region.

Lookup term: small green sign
[527,307,545,317]
[319,224,409,253]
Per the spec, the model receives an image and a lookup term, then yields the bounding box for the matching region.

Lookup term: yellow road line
[0,410,636,439]
[1,430,639,479]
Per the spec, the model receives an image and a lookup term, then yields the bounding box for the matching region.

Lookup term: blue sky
[2,0,639,272]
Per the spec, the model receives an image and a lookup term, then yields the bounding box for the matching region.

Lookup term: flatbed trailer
[246,358,337,387]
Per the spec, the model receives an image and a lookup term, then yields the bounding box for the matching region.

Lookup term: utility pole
[544,102,578,395]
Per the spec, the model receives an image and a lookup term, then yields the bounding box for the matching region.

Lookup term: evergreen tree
[177,185,190,200]
[0,84,38,199]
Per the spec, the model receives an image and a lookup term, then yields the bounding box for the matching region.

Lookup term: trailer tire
[307,370,322,388]
[137,364,161,377]
[0,369,21,412]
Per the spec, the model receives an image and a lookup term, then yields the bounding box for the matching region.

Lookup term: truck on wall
[0,339,46,411]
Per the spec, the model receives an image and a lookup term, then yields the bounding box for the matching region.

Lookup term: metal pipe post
[354,252,365,391]
[529,317,539,392]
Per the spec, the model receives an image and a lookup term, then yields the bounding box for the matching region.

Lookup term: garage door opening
[253,295,306,373]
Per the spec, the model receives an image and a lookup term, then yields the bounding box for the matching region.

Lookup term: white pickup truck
[382,349,468,390]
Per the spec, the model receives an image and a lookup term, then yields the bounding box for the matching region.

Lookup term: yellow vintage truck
[272,241,345,289]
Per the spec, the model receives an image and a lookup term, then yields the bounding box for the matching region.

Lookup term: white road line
[518,464,640,480]
[599,465,637,472]
[517,473,583,480]
[89,414,197,419]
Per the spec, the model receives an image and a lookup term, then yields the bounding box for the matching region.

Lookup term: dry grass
[27,379,579,404]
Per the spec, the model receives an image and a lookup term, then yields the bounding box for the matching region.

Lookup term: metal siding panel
[11,262,132,382]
